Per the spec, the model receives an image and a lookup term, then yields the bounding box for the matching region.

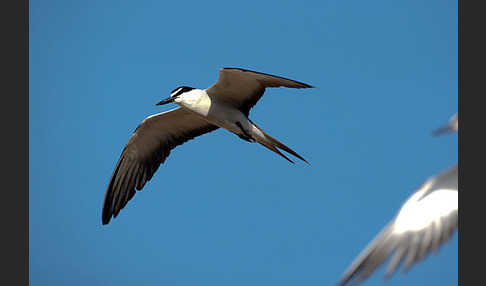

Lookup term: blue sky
[30,0,457,285]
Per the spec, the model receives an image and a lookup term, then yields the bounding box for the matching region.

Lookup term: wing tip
[221,67,315,89]
[101,200,114,225]
[101,208,112,225]
[296,82,315,89]
[337,276,349,286]
[337,272,361,286]
[101,194,113,225]
[102,217,111,225]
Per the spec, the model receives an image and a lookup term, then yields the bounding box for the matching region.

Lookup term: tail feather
[251,122,309,164]
[258,139,295,164]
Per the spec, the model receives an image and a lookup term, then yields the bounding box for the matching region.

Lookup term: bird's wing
[102,107,219,225]
[205,67,313,116]
[432,113,458,135]
[339,165,458,286]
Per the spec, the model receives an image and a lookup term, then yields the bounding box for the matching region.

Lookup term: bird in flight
[102,67,314,225]
[432,113,458,136]
[338,113,458,286]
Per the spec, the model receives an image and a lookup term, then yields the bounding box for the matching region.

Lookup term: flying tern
[102,67,313,225]
[339,114,458,285]
[432,113,458,135]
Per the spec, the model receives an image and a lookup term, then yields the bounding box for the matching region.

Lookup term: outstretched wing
[205,67,313,116]
[339,165,458,286]
[102,107,218,225]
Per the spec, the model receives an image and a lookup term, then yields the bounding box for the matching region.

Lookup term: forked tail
[250,121,309,164]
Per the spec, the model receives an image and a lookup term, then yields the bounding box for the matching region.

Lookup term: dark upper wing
[205,67,313,116]
[339,165,458,286]
[102,107,218,225]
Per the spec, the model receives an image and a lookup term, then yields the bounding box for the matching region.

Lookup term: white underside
[175,89,264,139]
[393,186,458,234]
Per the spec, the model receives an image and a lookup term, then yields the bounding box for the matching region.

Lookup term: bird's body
[339,165,458,286]
[174,88,257,140]
[102,67,313,225]
[339,114,458,286]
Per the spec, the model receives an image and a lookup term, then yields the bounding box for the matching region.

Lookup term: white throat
[174,89,204,104]
[174,89,211,116]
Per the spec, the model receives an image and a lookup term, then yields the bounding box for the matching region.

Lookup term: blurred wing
[339,165,458,286]
[205,67,313,116]
[432,113,458,135]
[102,107,218,225]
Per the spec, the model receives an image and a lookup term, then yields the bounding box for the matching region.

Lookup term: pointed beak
[156,97,174,106]
[432,123,454,136]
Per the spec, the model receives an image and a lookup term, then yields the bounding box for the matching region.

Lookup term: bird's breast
[179,92,212,117]
[178,92,248,133]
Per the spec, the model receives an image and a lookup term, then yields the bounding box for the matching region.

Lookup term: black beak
[156,97,174,106]
[432,124,453,136]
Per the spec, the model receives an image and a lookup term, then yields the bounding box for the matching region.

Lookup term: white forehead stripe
[170,87,183,97]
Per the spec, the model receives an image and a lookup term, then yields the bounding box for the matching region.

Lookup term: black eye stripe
[170,86,195,97]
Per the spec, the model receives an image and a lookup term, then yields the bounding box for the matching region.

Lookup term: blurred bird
[102,67,313,225]
[339,113,458,286]
[432,113,458,135]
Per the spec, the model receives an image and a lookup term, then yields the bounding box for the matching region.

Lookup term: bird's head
[156,86,195,106]
[432,113,458,135]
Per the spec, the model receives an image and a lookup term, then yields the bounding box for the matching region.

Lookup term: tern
[432,113,458,135]
[339,114,458,286]
[102,67,314,225]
